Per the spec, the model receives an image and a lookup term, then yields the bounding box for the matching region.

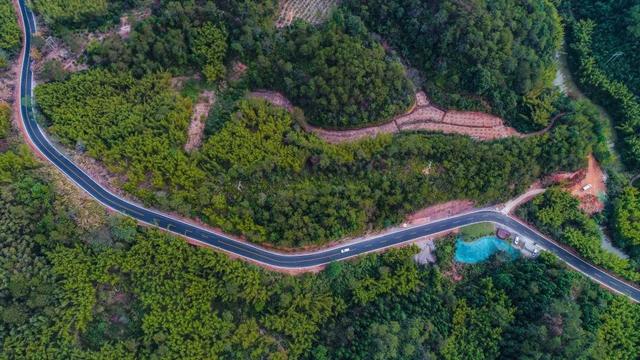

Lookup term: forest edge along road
[13,0,640,302]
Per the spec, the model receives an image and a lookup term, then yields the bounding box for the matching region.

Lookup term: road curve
[15,0,640,301]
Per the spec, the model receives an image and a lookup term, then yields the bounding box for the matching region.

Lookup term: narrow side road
[13,0,640,302]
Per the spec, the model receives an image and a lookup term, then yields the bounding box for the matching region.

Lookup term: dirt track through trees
[251,90,524,142]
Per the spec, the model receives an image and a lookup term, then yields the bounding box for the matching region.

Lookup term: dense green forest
[35,70,196,191]
[248,12,414,128]
[86,0,276,78]
[32,0,142,30]
[561,1,640,170]
[87,1,227,78]
[567,0,640,97]
[342,0,563,131]
[0,0,20,65]
[1,119,639,357]
[88,2,413,128]
[35,68,599,246]
[612,186,640,263]
[3,1,640,358]
[517,188,640,283]
[0,103,10,140]
[78,0,565,130]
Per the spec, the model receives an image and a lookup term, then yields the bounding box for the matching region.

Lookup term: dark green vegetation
[562,1,640,170]
[35,69,598,247]
[0,0,20,68]
[0,103,10,140]
[2,143,638,359]
[86,0,275,79]
[32,0,139,30]
[68,0,565,130]
[249,12,414,128]
[7,2,640,357]
[315,240,640,360]
[567,0,640,97]
[612,186,640,263]
[555,0,640,291]
[1,111,638,357]
[89,2,413,128]
[343,0,563,131]
[86,2,227,79]
[518,188,640,283]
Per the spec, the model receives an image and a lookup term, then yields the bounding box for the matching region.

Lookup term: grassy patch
[459,222,495,242]
[180,78,209,101]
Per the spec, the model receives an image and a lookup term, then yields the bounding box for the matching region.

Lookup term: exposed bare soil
[250,90,294,111]
[32,26,88,74]
[185,90,215,152]
[0,59,19,104]
[276,0,340,28]
[47,169,109,231]
[251,90,522,142]
[117,16,132,38]
[406,200,475,225]
[517,154,606,214]
[568,154,606,214]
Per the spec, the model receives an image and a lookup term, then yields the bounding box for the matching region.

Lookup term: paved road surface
[15,0,640,301]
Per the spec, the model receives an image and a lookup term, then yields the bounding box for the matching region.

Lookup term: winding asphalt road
[15,0,640,301]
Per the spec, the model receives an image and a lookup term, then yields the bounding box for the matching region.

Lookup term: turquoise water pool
[454,236,520,264]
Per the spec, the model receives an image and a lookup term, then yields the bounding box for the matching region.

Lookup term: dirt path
[500,186,546,215]
[185,90,215,152]
[251,90,530,143]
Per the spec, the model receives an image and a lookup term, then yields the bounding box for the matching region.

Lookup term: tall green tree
[343,0,563,131]
[0,1,20,54]
[191,22,228,82]
[250,11,414,128]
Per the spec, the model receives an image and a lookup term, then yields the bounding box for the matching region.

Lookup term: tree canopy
[612,186,640,261]
[87,2,224,77]
[0,1,20,55]
[518,188,640,283]
[2,4,640,353]
[0,103,10,140]
[562,2,640,170]
[2,145,639,358]
[342,0,563,131]
[86,0,276,78]
[36,69,599,247]
[249,12,414,128]
[32,0,139,30]
[568,0,640,97]
[34,69,200,194]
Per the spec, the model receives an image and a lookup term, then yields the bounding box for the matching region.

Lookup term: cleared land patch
[251,90,521,142]
[185,90,215,152]
[276,0,340,27]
